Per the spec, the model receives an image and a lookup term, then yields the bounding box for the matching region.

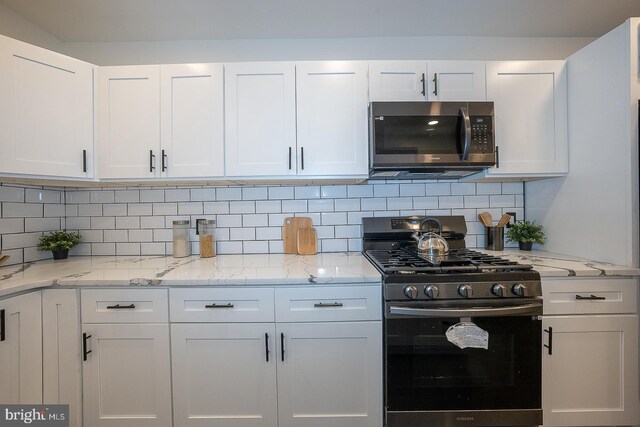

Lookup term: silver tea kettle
[412,218,449,256]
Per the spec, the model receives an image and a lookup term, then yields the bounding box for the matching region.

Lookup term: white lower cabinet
[541,278,638,427]
[276,321,382,427]
[0,291,42,404]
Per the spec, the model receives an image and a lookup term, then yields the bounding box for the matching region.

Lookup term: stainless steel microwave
[369,101,495,179]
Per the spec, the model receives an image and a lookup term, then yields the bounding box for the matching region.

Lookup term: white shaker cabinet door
[542,315,638,426]
[296,61,369,176]
[484,61,568,177]
[225,62,297,176]
[160,63,224,178]
[0,292,43,404]
[0,35,94,178]
[82,324,172,427]
[98,65,161,179]
[171,323,278,427]
[427,61,486,101]
[276,321,383,427]
[368,61,427,101]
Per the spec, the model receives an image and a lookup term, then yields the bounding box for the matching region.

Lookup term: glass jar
[199,220,216,258]
[172,220,191,258]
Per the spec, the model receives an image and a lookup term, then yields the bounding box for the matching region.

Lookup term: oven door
[385,299,542,427]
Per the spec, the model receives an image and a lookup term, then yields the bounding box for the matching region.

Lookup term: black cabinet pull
[432,73,438,96]
[106,303,136,309]
[0,309,5,342]
[161,150,167,172]
[301,147,304,170]
[149,150,156,172]
[288,147,292,170]
[280,332,285,362]
[420,73,426,96]
[265,333,270,362]
[204,303,234,309]
[544,327,553,355]
[82,150,87,173]
[575,294,606,301]
[495,146,500,168]
[83,332,92,361]
[314,302,344,308]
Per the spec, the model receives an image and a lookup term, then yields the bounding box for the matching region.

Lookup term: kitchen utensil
[485,226,505,251]
[283,217,313,254]
[296,227,318,255]
[0,255,9,265]
[478,212,493,227]
[497,213,512,228]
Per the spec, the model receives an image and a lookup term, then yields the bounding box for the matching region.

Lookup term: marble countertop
[0,253,382,298]
[1,249,638,299]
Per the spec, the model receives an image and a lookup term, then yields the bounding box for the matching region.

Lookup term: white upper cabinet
[98,65,161,179]
[0,35,94,178]
[296,61,369,176]
[470,61,568,180]
[368,60,486,101]
[99,64,224,179]
[160,64,224,178]
[225,62,297,176]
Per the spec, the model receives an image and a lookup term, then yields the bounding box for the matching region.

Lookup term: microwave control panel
[470,116,494,153]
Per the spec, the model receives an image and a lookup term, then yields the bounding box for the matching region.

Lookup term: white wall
[0,3,63,52]
[526,19,639,267]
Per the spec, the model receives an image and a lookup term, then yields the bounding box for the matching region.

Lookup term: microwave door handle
[459,107,472,161]
[388,303,542,318]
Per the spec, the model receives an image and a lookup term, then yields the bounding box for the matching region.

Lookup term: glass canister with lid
[172,220,191,258]
[199,220,216,258]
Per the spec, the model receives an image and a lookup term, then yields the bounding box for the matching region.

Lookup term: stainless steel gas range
[363,216,543,427]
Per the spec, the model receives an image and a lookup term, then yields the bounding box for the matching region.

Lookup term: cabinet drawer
[81,289,168,323]
[543,278,637,315]
[275,285,382,322]
[169,288,275,322]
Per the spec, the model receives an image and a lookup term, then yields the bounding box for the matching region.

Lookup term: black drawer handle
[314,302,344,308]
[265,333,270,362]
[83,332,92,361]
[106,304,136,309]
[205,303,234,309]
[281,333,285,362]
[82,150,87,173]
[544,327,552,355]
[0,309,5,342]
[575,294,606,301]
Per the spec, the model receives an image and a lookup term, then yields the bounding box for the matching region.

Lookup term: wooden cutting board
[297,227,318,255]
[283,217,313,254]
[0,255,10,266]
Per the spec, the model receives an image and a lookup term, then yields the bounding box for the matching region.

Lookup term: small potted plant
[506,220,546,251]
[37,229,81,260]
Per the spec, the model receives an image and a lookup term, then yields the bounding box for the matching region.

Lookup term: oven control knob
[424,285,439,299]
[403,285,419,299]
[512,283,528,297]
[491,284,506,297]
[458,284,473,298]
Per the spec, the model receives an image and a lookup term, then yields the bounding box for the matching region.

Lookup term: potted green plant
[506,220,546,251]
[37,229,81,260]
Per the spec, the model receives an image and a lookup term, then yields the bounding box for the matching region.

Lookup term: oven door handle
[388,303,542,318]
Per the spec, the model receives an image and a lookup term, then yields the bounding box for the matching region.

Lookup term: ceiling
[1,0,640,43]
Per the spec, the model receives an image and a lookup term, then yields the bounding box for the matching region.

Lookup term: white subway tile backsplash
[3,203,43,218]
[44,204,65,218]
[140,216,165,229]
[256,201,281,214]
[348,238,363,252]
[361,198,386,211]
[413,197,438,209]
[66,191,90,204]
[308,199,334,212]
[90,191,115,204]
[103,204,127,216]
[0,218,24,234]
[116,216,140,229]
[129,229,153,242]
[315,226,335,239]
[66,217,91,230]
[464,195,490,208]
[439,196,464,209]
[269,241,284,254]
[165,189,191,202]
[347,185,373,198]
[282,200,307,213]
[91,216,115,230]
[128,203,153,216]
[69,243,91,256]
[153,203,178,216]
[295,186,320,199]
[25,189,61,204]
[78,204,103,217]
[216,187,242,201]
[243,240,269,254]
[256,227,281,240]
[476,183,502,195]
[321,185,347,199]
[242,187,268,200]
[116,242,141,256]
[141,242,166,256]
[217,215,243,228]
[334,199,360,212]
[386,197,412,210]
[268,214,289,227]
[79,230,104,243]
[399,184,426,197]
[178,202,204,215]
[425,183,451,196]
[242,214,269,227]
[450,183,476,196]
[0,186,25,202]
[501,182,524,195]
[104,230,129,243]
[335,225,360,239]
[25,218,61,233]
[230,227,255,241]
[91,243,116,256]
[489,195,516,208]
[298,213,321,224]
[115,190,140,203]
[321,239,348,252]
[140,189,165,203]
[204,201,230,214]
[348,211,373,225]
[24,246,51,262]
[268,187,294,200]
[65,205,78,217]
[321,212,347,226]
[373,184,399,198]
[190,188,216,202]
[218,241,243,254]
[229,201,256,214]
[153,229,173,242]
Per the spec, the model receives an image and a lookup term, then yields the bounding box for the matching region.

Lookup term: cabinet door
[276,321,382,427]
[98,65,161,179]
[160,64,224,178]
[542,315,638,426]
[427,61,486,101]
[82,324,172,427]
[0,35,94,178]
[484,61,568,177]
[171,323,278,427]
[225,62,297,176]
[296,61,369,176]
[0,292,42,404]
[368,61,427,101]
[43,289,82,427]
